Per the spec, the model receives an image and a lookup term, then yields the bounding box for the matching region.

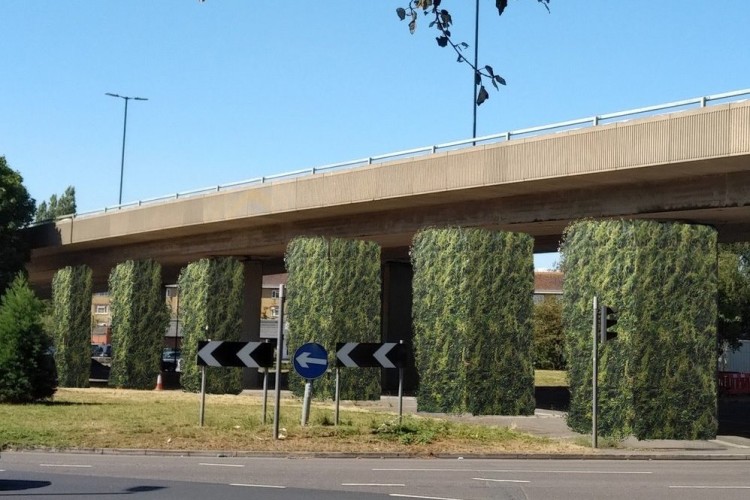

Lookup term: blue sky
[2,1,749,270]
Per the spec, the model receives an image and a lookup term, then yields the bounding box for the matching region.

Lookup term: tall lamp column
[106,93,148,206]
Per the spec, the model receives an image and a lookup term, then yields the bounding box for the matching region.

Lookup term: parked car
[91,344,112,357]
[162,348,181,371]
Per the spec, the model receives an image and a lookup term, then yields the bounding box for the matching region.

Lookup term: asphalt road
[2,452,750,500]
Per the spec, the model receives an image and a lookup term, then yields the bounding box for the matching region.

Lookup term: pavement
[368,395,750,459]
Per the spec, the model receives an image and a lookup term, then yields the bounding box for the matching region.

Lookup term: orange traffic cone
[155,373,164,391]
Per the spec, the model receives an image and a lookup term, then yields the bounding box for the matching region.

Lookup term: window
[95,305,109,314]
[271,290,279,298]
[270,306,279,318]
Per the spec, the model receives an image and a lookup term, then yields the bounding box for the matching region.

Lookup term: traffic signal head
[599,305,618,343]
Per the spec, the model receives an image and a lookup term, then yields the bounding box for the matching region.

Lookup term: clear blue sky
[2,1,749,270]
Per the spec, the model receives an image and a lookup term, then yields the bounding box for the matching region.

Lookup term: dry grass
[0,388,585,455]
[535,370,568,387]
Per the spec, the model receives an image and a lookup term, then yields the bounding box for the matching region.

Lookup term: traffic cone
[155,373,163,391]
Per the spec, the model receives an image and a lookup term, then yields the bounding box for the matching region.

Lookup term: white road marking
[230,483,286,489]
[711,439,750,449]
[670,485,750,489]
[343,483,406,487]
[199,463,245,467]
[473,478,530,483]
[374,468,651,474]
[39,464,92,468]
[389,495,463,500]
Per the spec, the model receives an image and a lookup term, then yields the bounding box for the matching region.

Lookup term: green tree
[532,296,565,370]
[0,274,57,403]
[51,265,93,387]
[108,260,170,389]
[35,186,77,222]
[0,156,36,296]
[718,243,750,352]
[396,0,550,105]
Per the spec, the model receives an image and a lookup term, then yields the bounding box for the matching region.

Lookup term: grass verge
[535,370,568,387]
[0,388,585,455]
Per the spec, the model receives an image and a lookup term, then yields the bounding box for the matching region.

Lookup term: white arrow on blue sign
[293,342,329,380]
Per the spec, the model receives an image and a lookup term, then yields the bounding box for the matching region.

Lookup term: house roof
[262,273,288,288]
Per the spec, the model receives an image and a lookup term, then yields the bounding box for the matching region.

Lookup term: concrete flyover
[25,98,750,295]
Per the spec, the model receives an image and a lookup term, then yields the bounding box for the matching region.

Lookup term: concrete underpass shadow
[535,386,570,412]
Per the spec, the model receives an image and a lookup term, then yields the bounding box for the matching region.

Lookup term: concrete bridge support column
[241,260,263,389]
[381,262,417,395]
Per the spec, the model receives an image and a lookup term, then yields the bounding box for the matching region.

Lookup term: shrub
[532,296,565,370]
[0,274,57,402]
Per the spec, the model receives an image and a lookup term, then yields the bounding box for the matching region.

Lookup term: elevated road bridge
[25,91,750,296]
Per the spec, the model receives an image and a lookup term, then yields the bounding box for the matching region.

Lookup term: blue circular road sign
[293,342,329,380]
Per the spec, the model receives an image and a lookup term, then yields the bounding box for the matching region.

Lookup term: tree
[397,0,551,105]
[718,243,750,352]
[0,156,36,296]
[532,296,565,370]
[35,186,77,223]
[0,274,57,403]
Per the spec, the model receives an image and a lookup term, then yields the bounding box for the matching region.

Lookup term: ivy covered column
[561,220,718,439]
[51,265,92,387]
[411,227,535,415]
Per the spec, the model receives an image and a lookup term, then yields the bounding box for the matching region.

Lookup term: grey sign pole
[592,295,599,449]
[273,285,285,440]
[199,365,207,427]
[398,340,404,424]
[334,367,341,426]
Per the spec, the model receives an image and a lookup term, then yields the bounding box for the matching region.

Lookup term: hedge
[108,260,170,389]
[285,237,381,400]
[51,265,92,387]
[561,220,718,439]
[178,257,244,394]
[411,227,535,415]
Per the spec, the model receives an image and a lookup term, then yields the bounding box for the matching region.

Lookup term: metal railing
[66,88,749,220]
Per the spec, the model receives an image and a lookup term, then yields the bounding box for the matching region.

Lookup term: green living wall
[411,227,535,415]
[108,260,170,389]
[178,257,244,394]
[285,237,381,400]
[561,220,718,439]
[51,265,92,387]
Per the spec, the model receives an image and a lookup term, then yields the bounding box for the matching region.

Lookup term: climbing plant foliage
[108,260,170,389]
[411,227,535,415]
[51,265,92,387]
[285,237,382,400]
[178,258,244,394]
[561,220,718,439]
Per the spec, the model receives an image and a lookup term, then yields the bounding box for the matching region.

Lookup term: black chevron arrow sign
[197,340,275,368]
[335,342,405,368]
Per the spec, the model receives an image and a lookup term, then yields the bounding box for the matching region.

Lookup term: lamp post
[106,93,148,206]
[472,0,480,141]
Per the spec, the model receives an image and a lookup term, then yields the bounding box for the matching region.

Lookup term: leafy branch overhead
[397,0,550,105]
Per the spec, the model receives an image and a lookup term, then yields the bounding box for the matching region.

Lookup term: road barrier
[718,371,750,395]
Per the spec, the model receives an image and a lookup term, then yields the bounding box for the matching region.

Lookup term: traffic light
[599,304,618,343]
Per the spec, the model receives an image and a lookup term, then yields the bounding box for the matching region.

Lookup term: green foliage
[51,266,92,387]
[285,237,382,400]
[718,243,750,352]
[532,296,566,370]
[561,220,718,439]
[108,260,170,389]
[0,156,36,296]
[0,274,57,402]
[411,227,535,415]
[35,186,77,222]
[178,258,244,394]
[396,1,550,106]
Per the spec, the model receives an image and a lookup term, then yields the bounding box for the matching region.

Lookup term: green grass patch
[535,370,568,387]
[0,388,583,455]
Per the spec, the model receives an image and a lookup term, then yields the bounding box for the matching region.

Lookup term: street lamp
[106,93,148,206]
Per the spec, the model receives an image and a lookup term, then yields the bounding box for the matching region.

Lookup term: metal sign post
[334,367,341,426]
[592,295,599,449]
[398,340,404,424]
[293,342,329,427]
[199,365,207,427]
[273,285,285,440]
